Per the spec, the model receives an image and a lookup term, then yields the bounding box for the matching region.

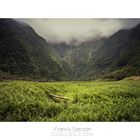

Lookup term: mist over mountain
[0,19,140,81]
[82,24,140,80]
[0,19,68,80]
[52,22,140,80]
[52,38,106,80]
[16,19,140,45]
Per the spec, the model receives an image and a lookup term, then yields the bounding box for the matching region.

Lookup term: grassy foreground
[0,80,140,121]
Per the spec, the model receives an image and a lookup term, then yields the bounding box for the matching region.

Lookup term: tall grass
[0,80,140,121]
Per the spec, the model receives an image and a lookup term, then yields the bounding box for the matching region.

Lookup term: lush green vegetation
[1,19,140,81]
[0,80,140,121]
[0,19,68,81]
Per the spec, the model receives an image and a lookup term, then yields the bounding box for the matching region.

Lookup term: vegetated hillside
[0,19,68,81]
[53,23,140,80]
[84,23,140,80]
[0,19,140,81]
[53,24,140,80]
[0,80,140,121]
[52,38,106,80]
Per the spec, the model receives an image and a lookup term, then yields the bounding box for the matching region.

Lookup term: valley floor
[0,80,140,121]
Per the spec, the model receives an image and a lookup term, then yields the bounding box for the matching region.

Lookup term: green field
[0,80,140,121]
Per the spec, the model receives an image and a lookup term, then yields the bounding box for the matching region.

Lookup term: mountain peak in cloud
[16,19,140,44]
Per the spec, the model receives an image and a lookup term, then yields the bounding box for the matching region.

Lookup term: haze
[16,19,140,44]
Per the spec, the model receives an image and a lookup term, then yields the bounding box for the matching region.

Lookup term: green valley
[0,79,140,121]
[0,19,140,122]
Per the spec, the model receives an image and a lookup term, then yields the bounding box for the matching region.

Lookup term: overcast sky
[16,19,140,44]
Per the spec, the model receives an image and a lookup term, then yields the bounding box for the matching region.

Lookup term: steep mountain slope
[52,38,106,80]
[85,24,140,80]
[0,19,68,80]
[53,23,140,80]
[0,19,139,81]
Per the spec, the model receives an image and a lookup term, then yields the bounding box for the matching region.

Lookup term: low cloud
[16,18,140,44]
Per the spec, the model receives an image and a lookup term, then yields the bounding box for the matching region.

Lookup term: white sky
[16,19,140,44]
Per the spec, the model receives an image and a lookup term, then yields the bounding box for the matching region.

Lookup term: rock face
[52,38,106,80]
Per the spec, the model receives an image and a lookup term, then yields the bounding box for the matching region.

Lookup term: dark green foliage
[52,24,140,80]
[0,19,68,81]
[0,19,140,81]
[85,24,140,80]
[52,38,106,80]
